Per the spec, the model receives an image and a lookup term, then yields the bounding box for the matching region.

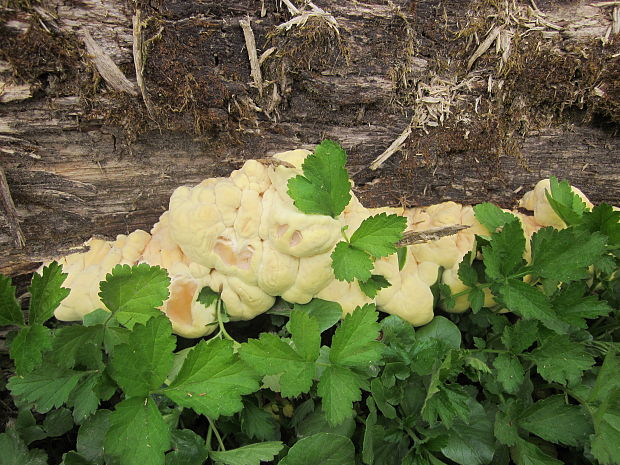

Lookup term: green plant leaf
[98,263,170,328]
[530,227,607,282]
[545,176,588,226]
[278,433,355,465]
[210,441,284,465]
[197,286,220,308]
[164,338,260,419]
[329,304,383,367]
[48,325,103,370]
[76,410,111,465]
[293,299,342,332]
[440,400,495,465]
[511,437,563,465]
[496,279,566,333]
[8,366,84,413]
[494,353,525,394]
[166,429,210,465]
[105,397,170,465]
[358,275,391,298]
[415,316,461,349]
[28,261,70,325]
[330,242,373,282]
[590,351,620,403]
[421,383,470,428]
[0,274,23,326]
[591,389,620,465]
[501,319,538,353]
[517,395,592,446]
[9,324,52,374]
[239,311,320,397]
[349,213,407,258]
[473,203,519,232]
[0,429,47,465]
[581,203,620,245]
[529,335,594,384]
[42,408,74,437]
[552,282,613,328]
[397,246,407,271]
[67,374,102,424]
[60,452,92,465]
[481,219,526,280]
[287,139,351,218]
[317,365,364,426]
[240,401,280,442]
[109,315,175,398]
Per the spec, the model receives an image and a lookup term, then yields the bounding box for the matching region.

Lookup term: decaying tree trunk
[1,0,619,276]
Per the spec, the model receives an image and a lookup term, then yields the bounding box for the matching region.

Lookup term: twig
[397,225,470,247]
[239,18,263,97]
[467,26,502,70]
[256,158,296,168]
[82,29,137,96]
[591,1,620,6]
[132,9,158,120]
[0,168,25,248]
[369,125,412,171]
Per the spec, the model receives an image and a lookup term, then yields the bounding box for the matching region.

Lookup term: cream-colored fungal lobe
[52,230,151,321]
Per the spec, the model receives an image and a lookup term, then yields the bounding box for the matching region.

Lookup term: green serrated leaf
[197,286,220,308]
[495,402,520,446]
[210,441,284,465]
[494,353,525,394]
[581,203,620,246]
[501,319,538,353]
[349,213,407,258]
[440,399,495,465]
[105,397,170,465]
[98,264,170,328]
[329,304,383,367]
[9,324,52,374]
[42,408,74,437]
[67,374,102,424]
[545,176,588,226]
[496,279,566,333]
[293,299,342,333]
[530,227,607,282]
[8,366,85,413]
[317,365,364,426]
[331,242,373,283]
[591,389,620,465]
[279,433,355,465]
[0,274,24,326]
[239,311,319,397]
[590,351,620,403]
[517,395,592,446]
[529,335,594,384]
[28,262,70,325]
[370,378,397,419]
[358,274,391,298]
[0,429,47,465]
[240,401,280,442]
[164,338,260,419]
[48,325,103,370]
[60,452,92,465]
[287,140,351,218]
[482,219,526,280]
[511,437,562,465]
[474,203,519,233]
[421,383,470,428]
[458,253,479,287]
[109,315,175,397]
[166,429,210,465]
[77,410,110,465]
[295,406,356,439]
[552,282,613,328]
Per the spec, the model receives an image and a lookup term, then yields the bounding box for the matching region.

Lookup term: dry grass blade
[397,224,470,247]
[255,158,296,168]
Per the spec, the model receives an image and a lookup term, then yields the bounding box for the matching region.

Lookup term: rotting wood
[132,9,156,120]
[0,168,25,249]
[0,0,618,277]
[81,29,137,96]
[239,18,264,98]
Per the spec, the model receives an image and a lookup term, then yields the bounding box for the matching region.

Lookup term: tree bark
[1,0,619,276]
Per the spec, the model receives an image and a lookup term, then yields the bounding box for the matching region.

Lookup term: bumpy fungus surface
[44,150,595,337]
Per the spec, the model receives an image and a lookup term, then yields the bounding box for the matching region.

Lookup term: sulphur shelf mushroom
[42,150,597,338]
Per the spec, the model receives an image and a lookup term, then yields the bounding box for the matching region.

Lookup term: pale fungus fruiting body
[45,148,597,337]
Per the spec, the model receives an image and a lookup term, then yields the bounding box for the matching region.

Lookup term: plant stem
[207,416,226,451]
[216,300,239,345]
